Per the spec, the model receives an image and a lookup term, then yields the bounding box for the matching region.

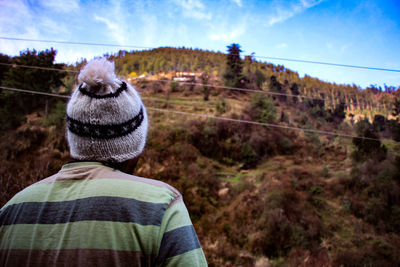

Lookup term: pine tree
[223,43,244,88]
[290,83,300,103]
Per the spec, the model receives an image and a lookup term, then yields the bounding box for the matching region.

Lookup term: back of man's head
[66,58,148,163]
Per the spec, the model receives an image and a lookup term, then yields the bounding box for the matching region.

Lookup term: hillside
[109,47,399,121]
[1,47,400,266]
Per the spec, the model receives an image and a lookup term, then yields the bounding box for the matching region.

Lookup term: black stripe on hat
[79,81,127,99]
[66,107,144,139]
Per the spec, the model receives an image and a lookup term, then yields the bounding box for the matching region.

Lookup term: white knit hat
[66,58,148,162]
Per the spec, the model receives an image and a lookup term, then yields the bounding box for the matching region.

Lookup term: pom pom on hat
[78,58,120,93]
[66,58,148,163]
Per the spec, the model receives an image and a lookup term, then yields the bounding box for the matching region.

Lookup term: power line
[142,96,214,106]
[252,55,400,73]
[0,63,391,109]
[0,63,327,101]
[0,36,153,50]
[147,107,381,141]
[0,86,209,107]
[139,79,392,110]
[144,79,325,101]
[0,86,385,142]
[2,36,400,73]
[0,86,70,98]
[0,62,78,73]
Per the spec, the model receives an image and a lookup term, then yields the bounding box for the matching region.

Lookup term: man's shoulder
[95,166,182,199]
[0,173,59,209]
[1,165,181,210]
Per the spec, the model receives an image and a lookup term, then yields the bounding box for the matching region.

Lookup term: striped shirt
[0,162,207,266]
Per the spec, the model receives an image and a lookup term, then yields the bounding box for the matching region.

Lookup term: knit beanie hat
[66,58,148,162]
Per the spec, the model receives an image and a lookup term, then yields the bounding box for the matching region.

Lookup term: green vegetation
[249,93,276,123]
[0,49,66,133]
[43,101,67,126]
[223,43,244,88]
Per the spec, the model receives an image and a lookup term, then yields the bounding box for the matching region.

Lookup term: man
[0,58,207,266]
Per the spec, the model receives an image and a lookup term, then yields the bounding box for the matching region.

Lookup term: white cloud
[176,0,205,9]
[210,30,241,41]
[92,0,130,47]
[94,15,119,33]
[94,14,126,46]
[267,0,323,26]
[0,0,79,58]
[276,43,288,48]
[0,0,39,55]
[0,0,32,34]
[39,0,80,13]
[325,42,349,54]
[300,0,323,8]
[174,0,212,20]
[140,14,159,47]
[208,21,247,42]
[231,0,242,7]
[39,17,70,36]
[340,44,349,53]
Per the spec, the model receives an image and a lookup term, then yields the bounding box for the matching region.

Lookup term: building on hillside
[173,72,202,82]
[146,72,174,81]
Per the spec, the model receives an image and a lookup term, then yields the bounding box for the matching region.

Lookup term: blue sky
[0,0,399,88]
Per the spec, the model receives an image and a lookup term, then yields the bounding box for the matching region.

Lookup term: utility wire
[252,55,400,73]
[0,36,154,50]
[133,78,392,110]
[0,86,384,142]
[0,62,326,101]
[0,86,70,98]
[2,36,400,72]
[0,63,391,108]
[143,79,325,101]
[0,62,78,73]
[0,86,209,106]
[142,96,214,106]
[147,107,381,141]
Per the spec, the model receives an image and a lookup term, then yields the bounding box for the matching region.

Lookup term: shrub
[216,97,227,114]
[321,165,330,178]
[189,118,295,167]
[280,111,289,123]
[241,142,257,168]
[352,128,387,162]
[328,102,346,123]
[309,186,322,195]
[387,119,400,141]
[170,81,178,92]
[304,99,326,119]
[43,100,66,126]
[279,137,293,155]
[389,205,400,232]
[249,93,276,123]
[373,114,386,132]
[345,157,400,232]
[333,240,400,267]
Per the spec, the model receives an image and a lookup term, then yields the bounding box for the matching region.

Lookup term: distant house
[145,71,202,82]
[173,72,201,82]
[147,72,174,80]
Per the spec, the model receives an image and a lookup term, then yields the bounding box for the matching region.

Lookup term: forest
[1,45,400,266]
